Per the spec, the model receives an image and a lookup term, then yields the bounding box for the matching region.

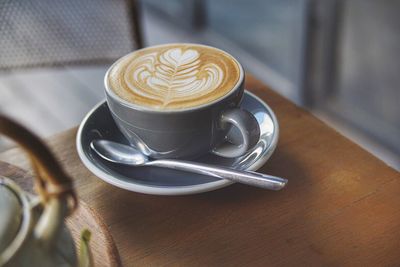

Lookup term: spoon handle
[146,159,287,190]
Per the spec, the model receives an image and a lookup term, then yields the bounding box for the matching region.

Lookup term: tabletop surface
[1,76,399,266]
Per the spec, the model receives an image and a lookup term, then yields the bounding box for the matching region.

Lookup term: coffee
[107,44,241,110]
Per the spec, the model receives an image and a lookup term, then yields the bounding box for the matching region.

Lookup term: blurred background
[0,0,399,170]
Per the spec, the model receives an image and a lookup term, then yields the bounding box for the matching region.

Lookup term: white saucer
[76,91,279,195]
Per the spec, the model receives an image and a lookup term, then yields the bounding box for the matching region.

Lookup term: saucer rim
[76,90,279,195]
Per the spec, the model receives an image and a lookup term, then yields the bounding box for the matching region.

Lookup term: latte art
[127,48,223,106]
[108,44,241,110]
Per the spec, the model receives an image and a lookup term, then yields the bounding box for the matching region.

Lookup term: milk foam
[108,44,240,110]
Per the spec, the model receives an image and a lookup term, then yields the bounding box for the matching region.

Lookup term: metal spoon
[90,140,288,191]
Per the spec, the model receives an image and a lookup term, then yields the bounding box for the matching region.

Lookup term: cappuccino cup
[104,43,260,159]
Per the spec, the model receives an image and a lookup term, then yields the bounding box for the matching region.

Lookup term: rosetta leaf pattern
[125,48,223,106]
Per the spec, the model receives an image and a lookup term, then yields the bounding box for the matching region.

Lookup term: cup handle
[212,108,260,158]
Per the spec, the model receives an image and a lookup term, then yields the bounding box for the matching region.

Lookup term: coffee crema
[107,44,241,110]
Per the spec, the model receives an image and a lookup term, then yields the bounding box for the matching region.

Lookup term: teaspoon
[90,139,288,191]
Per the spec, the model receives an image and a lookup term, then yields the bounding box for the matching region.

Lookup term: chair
[0,0,143,70]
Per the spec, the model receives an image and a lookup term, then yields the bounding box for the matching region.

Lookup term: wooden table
[1,76,399,266]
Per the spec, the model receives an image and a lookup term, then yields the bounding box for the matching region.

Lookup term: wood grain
[1,75,399,266]
[0,161,120,267]
[66,201,121,267]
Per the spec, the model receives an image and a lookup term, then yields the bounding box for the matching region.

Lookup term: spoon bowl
[91,140,147,165]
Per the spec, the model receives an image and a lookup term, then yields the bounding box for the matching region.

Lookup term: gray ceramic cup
[104,47,260,159]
